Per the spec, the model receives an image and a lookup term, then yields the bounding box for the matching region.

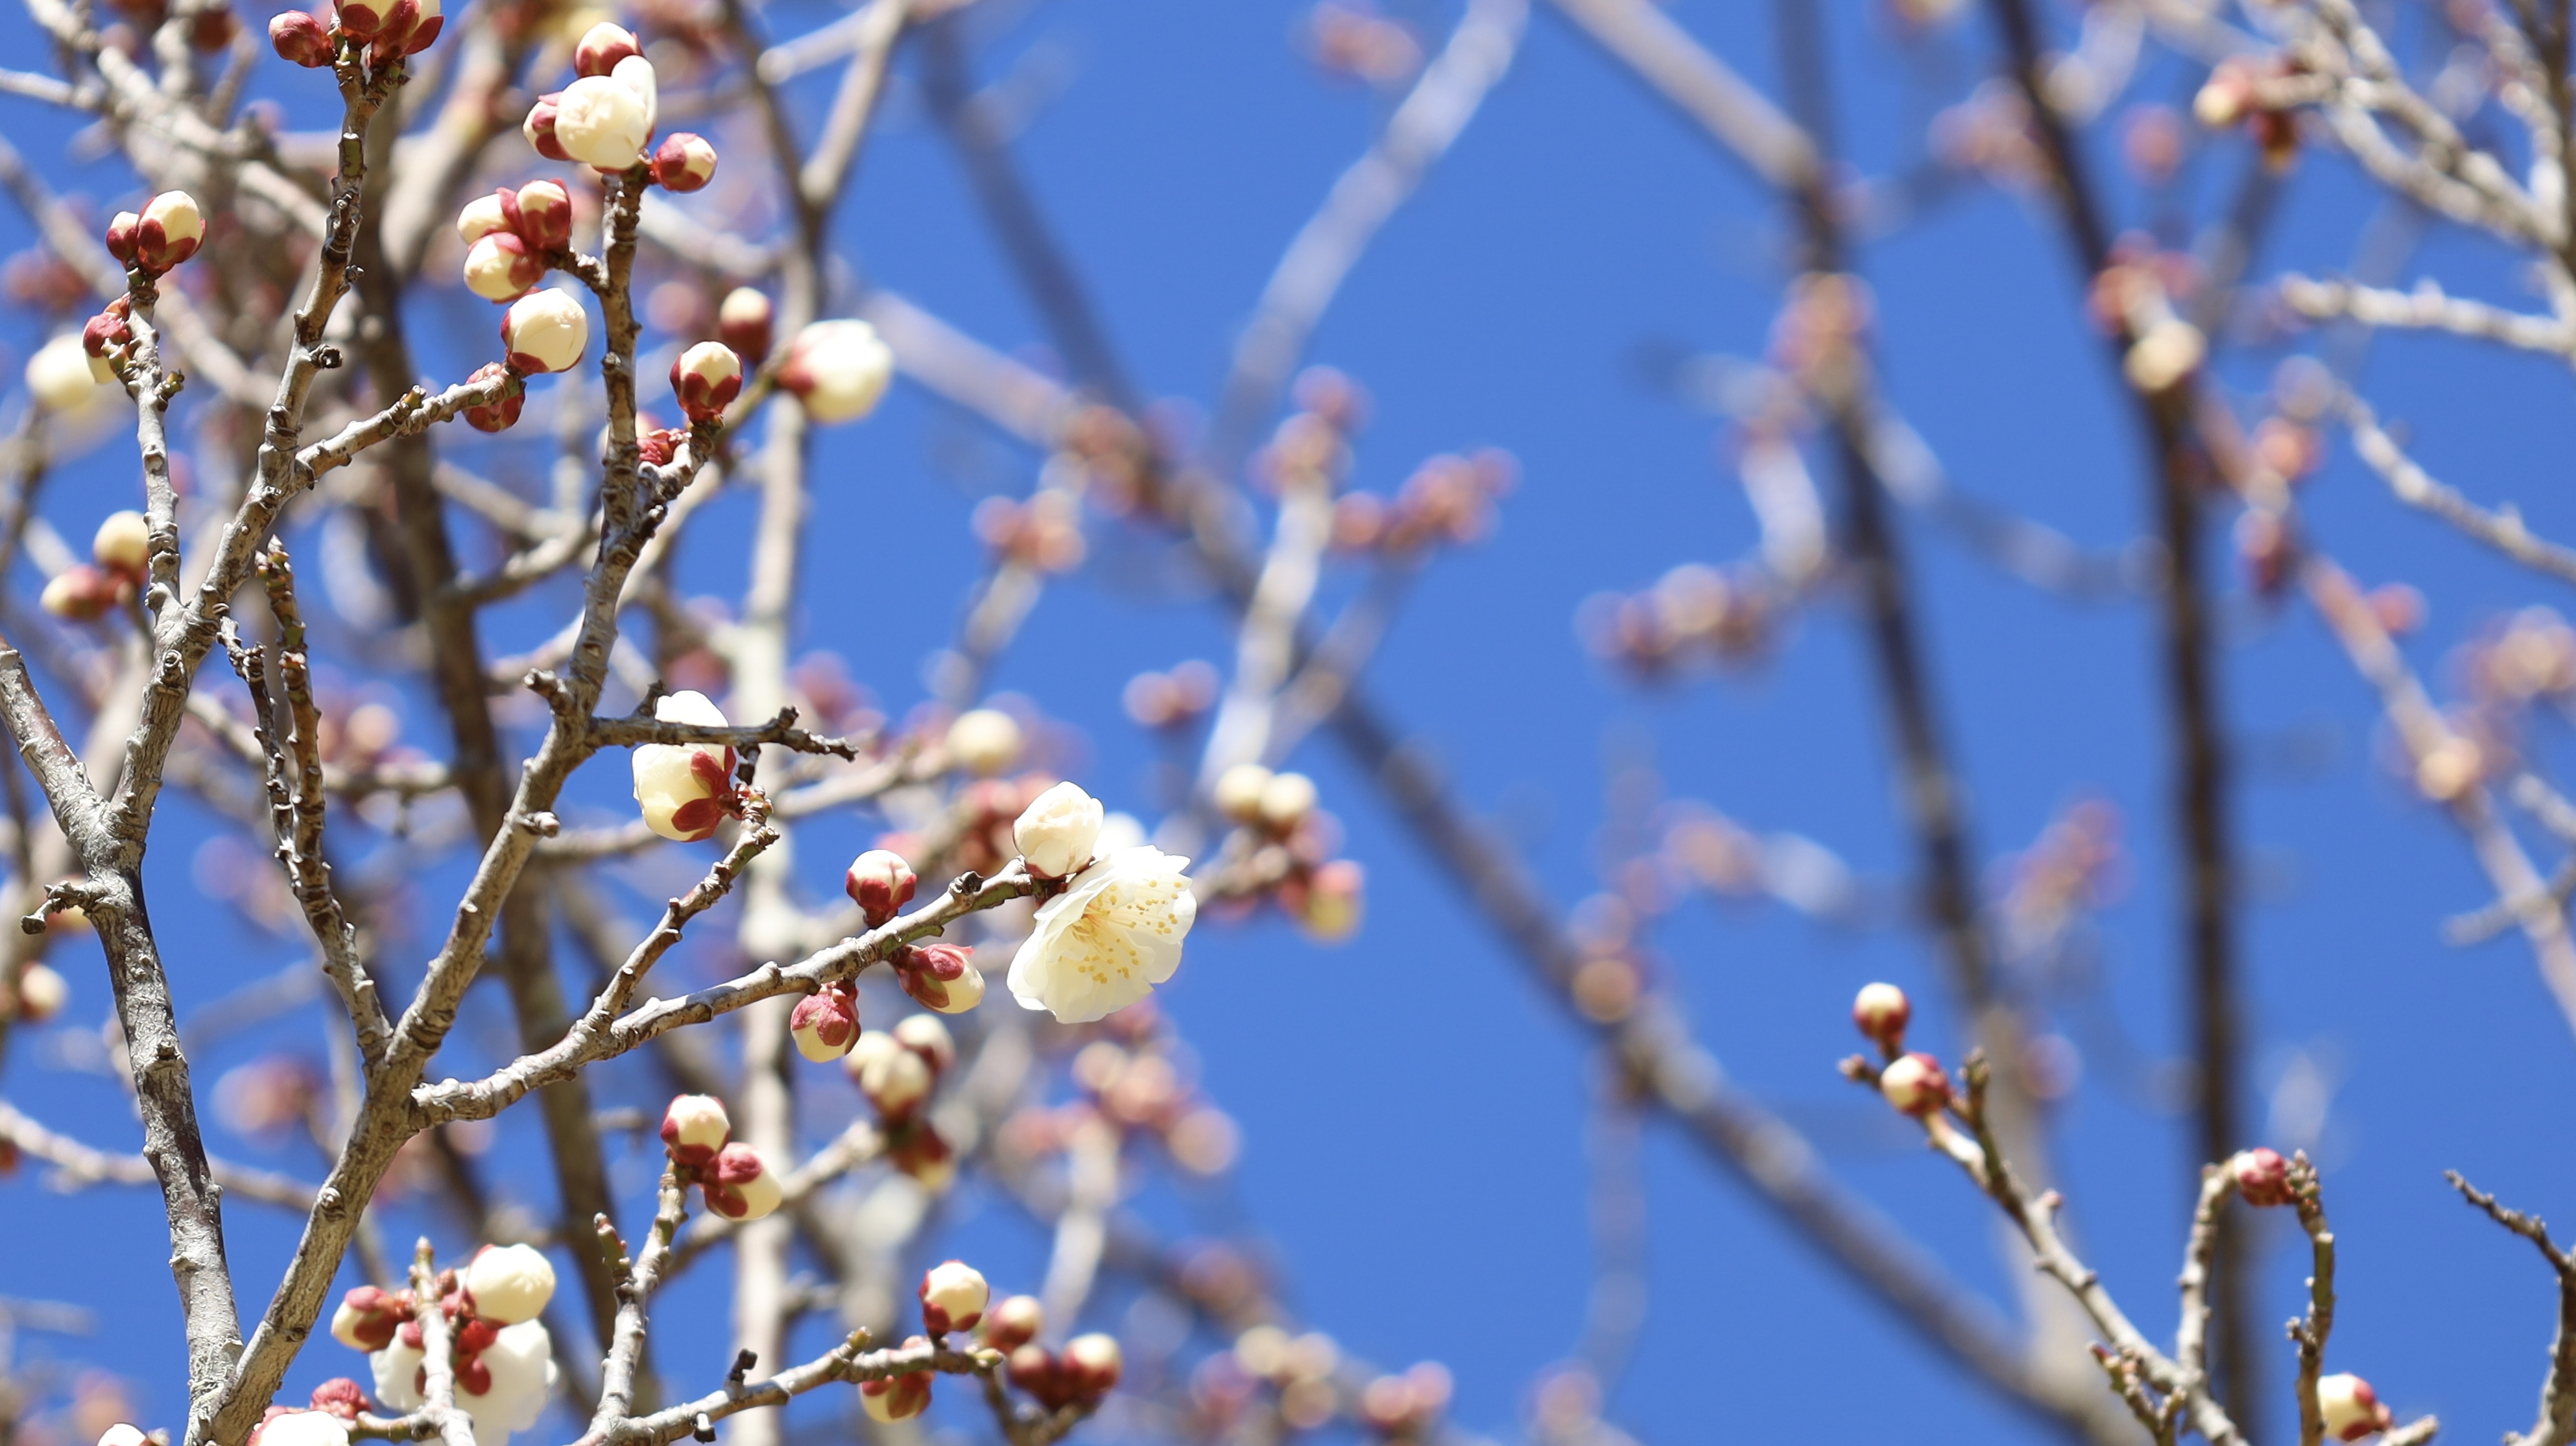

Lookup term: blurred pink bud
[668,340,740,424]
[893,1013,955,1075]
[1066,1334,1124,1397]
[1878,1052,1950,1118]
[718,287,772,364]
[2230,1147,2294,1207]
[103,211,140,267]
[636,426,685,466]
[859,1371,931,1423]
[462,361,522,433]
[896,942,984,1013]
[651,132,717,192]
[1852,982,1910,1048]
[268,10,332,65]
[330,1285,406,1351]
[2317,1373,2392,1442]
[983,1294,1043,1352]
[42,565,122,621]
[918,1259,988,1335]
[845,849,916,926]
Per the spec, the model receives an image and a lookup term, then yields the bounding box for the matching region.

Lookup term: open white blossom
[372,1320,557,1445]
[1007,846,1197,1023]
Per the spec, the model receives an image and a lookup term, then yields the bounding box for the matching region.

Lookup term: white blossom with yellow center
[1007,846,1196,1023]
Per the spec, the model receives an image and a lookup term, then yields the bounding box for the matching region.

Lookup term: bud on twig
[776,318,894,425]
[2317,1373,2392,1442]
[463,232,542,302]
[651,132,718,193]
[462,362,522,433]
[701,1142,781,1220]
[789,983,861,1062]
[668,341,741,424]
[462,1244,556,1326]
[268,10,331,65]
[718,287,772,364]
[849,1030,932,1117]
[2229,1147,2294,1207]
[573,20,638,76]
[982,1294,1043,1352]
[1015,780,1105,881]
[660,1093,730,1167]
[894,942,984,1013]
[844,848,916,926]
[1878,1052,1950,1118]
[858,1371,931,1423]
[918,1259,988,1334]
[501,289,588,373]
[1852,982,1909,1050]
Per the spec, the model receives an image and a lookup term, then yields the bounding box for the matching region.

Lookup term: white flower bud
[14,962,66,1023]
[256,1412,349,1446]
[2317,1373,2392,1442]
[789,985,862,1062]
[100,1427,149,1446]
[93,510,149,577]
[919,1259,989,1334]
[630,689,735,841]
[1014,780,1105,880]
[660,1093,730,1166]
[845,848,917,925]
[464,232,543,302]
[464,1242,557,1325]
[650,132,718,192]
[552,65,654,171]
[1066,1333,1124,1394]
[983,1294,1043,1351]
[2123,318,2205,394]
[136,191,204,271]
[1212,763,1272,822]
[859,1373,931,1423]
[1878,1052,1950,1117]
[1256,770,1317,829]
[704,1142,781,1220]
[719,286,772,362]
[572,19,638,76]
[501,289,589,374]
[667,340,740,424]
[456,191,510,246]
[946,707,1023,775]
[1851,982,1910,1047]
[778,318,894,425]
[849,1029,932,1117]
[933,961,985,1013]
[892,1013,955,1073]
[27,333,109,414]
[514,180,573,250]
[2416,735,2484,802]
[2230,1147,2295,1207]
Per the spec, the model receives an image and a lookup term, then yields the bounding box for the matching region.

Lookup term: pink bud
[573,19,639,77]
[1878,1052,1950,1118]
[667,340,740,424]
[1010,1345,1075,1409]
[650,132,717,192]
[859,1371,931,1423]
[918,1259,988,1335]
[82,302,132,362]
[522,91,571,162]
[103,211,140,267]
[885,1116,954,1191]
[702,1141,782,1220]
[2230,1147,2294,1207]
[660,1093,730,1166]
[789,983,862,1063]
[895,942,984,1014]
[330,1285,405,1351]
[190,5,239,49]
[133,191,204,272]
[501,289,588,373]
[514,179,573,250]
[268,10,332,65]
[718,287,772,365]
[42,565,121,621]
[982,1294,1043,1351]
[332,0,389,40]
[1852,982,1910,1049]
[401,0,439,51]
[844,848,917,926]
[462,361,523,433]
[1065,1334,1124,1397]
[307,1379,370,1420]
[636,427,684,466]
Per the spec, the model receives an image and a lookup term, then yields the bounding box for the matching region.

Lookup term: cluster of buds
[846,1015,955,1120]
[1008,1333,1124,1411]
[519,23,719,184]
[658,1095,781,1220]
[80,296,135,384]
[43,510,150,621]
[2474,608,2576,704]
[668,342,741,425]
[629,691,745,842]
[329,1243,555,1400]
[1214,1325,1346,1434]
[1850,982,1953,1117]
[1048,1035,1241,1174]
[2317,1372,2393,1442]
[1357,1363,1453,1441]
[1209,763,1364,942]
[1580,562,1775,673]
[269,0,440,67]
[776,318,894,425]
[104,193,204,278]
[1328,449,1515,556]
[457,180,573,303]
[2193,55,2302,170]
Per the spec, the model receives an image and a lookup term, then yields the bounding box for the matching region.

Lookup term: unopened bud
[896,941,983,1013]
[1295,859,1365,943]
[651,132,718,193]
[919,1259,989,1334]
[307,1380,369,1420]
[2124,318,2206,394]
[789,983,862,1062]
[463,231,542,302]
[93,510,149,580]
[522,91,570,161]
[660,1093,730,1166]
[456,191,511,246]
[945,707,1022,776]
[100,1427,147,1446]
[501,289,588,373]
[1014,780,1104,880]
[42,565,121,621]
[1257,770,1317,829]
[1878,1052,1950,1117]
[844,849,916,926]
[515,180,573,250]
[667,340,741,424]
[885,1117,955,1191]
[463,1242,556,1325]
[2229,1147,2294,1207]
[400,0,440,52]
[330,1285,405,1351]
[718,287,772,364]
[14,962,66,1023]
[1213,762,1272,822]
[268,10,332,64]
[893,1013,955,1074]
[462,362,522,433]
[702,1141,782,1220]
[128,191,202,272]
[1852,982,1910,1048]
[1065,1333,1124,1396]
[983,1294,1043,1352]
[572,19,638,76]
[850,1030,932,1117]
[778,318,894,425]
[2317,1373,2392,1443]
[29,333,110,412]
[858,1371,931,1423]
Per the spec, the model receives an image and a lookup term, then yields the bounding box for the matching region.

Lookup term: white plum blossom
[372,1320,557,1445]
[945,707,1021,774]
[1007,845,1197,1023]
[1013,780,1104,880]
[26,333,110,413]
[464,1243,557,1325]
[256,1412,350,1446]
[551,55,656,170]
[630,691,736,842]
[777,318,893,425]
[501,289,589,374]
[918,1259,989,1334]
[99,1427,147,1446]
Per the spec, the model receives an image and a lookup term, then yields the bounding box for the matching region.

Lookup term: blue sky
[6,1,2576,1443]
